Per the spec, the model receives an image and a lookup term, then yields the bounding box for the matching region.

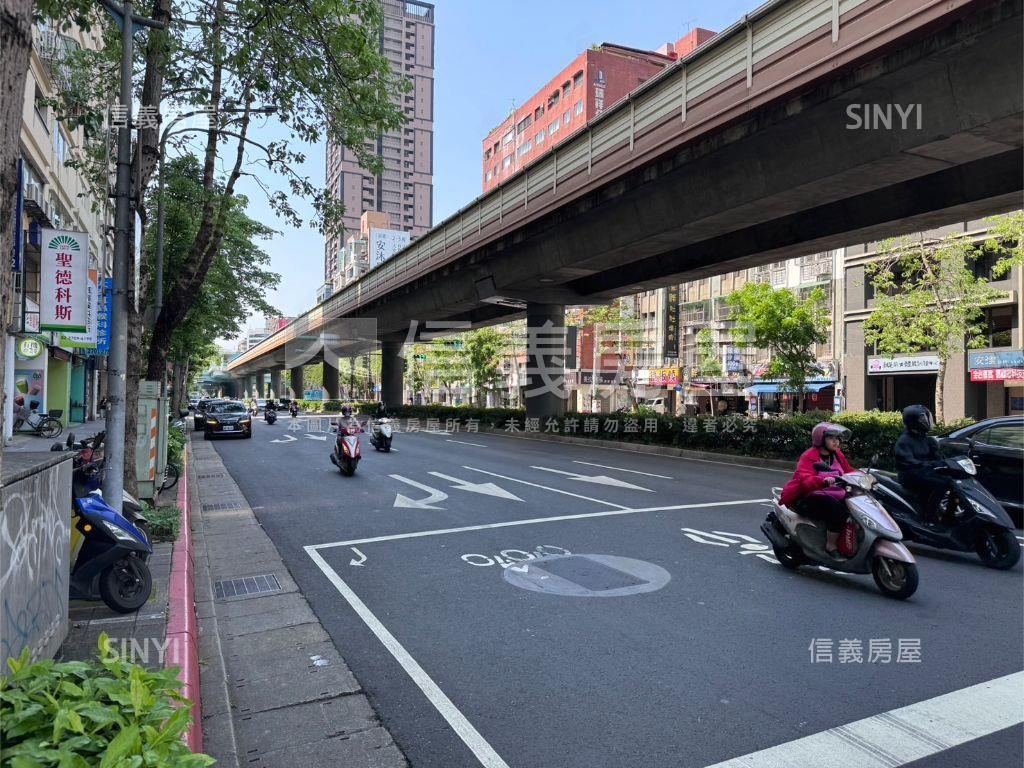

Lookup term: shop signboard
[968,350,1024,369]
[60,269,98,348]
[969,368,1024,382]
[867,355,940,374]
[39,229,89,332]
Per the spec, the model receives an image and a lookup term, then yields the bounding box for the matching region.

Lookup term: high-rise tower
[323,0,435,286]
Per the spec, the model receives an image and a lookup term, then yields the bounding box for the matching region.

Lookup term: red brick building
[481,29,715,193]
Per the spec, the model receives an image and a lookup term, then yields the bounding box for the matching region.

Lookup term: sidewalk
[5,417,106,452]
[190,435,408,767]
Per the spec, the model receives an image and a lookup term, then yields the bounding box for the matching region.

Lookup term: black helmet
[902,404,934,435]
[341,405,352,417]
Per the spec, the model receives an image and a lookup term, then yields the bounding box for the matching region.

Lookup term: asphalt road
[211,416,1024,768]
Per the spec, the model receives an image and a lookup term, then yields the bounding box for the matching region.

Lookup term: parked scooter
[761,468,919,599]
[330,418,362,476]
[62,449,151,552]
[369,417,393,452]
[867,455,1020,569]
[70,486,153,613]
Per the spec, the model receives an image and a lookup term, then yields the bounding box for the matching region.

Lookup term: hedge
[381,405,974,470]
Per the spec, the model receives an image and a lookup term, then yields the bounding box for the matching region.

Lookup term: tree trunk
[0,0,33,472]
[935,358,946,424]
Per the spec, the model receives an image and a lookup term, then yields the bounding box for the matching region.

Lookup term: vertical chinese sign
[60,269,99,348]
[39,229,88,332]
[662,284,680,361]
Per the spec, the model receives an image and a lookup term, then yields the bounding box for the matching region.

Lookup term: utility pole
[98,0,164,507]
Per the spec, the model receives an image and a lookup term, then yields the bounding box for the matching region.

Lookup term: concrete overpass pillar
[323,360,340,400]
[289,366,304,399]
[525,303,568,419]
[380,341,404,408]
[270,369,282,399]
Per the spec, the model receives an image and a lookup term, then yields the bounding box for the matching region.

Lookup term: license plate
[222,426,235,432]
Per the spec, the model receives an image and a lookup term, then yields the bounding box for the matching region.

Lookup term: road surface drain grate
[214,574,281,600]
[197,472,225,479]
[202,501,244,511]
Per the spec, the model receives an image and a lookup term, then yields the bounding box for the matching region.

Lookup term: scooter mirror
[870,453,880,466]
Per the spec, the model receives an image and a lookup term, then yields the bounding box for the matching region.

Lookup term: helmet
[902,404,934,435]
[341,405,353,417]
[811,422,851,448]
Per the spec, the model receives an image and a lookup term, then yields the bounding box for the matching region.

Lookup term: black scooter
[265,406,278,424]
[868,455,1020,569]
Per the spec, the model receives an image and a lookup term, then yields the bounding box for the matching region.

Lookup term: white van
[645,397,668,415]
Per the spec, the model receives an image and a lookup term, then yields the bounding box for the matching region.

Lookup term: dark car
[196,398,224,417]
[203,401,253,440]
[939,416,1023,526]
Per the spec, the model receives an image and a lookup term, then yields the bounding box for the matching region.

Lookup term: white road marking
[573,460,672,479]
[446,439,488,448]
[703,671,1024,768]
[463,466,630,509]
[531,465,654,492]
[309,498,769,551]
[390,475,448,510]
[304,433,328,441]
[305,547,511,768]
[270,435,297,444]
[349,547,367,566]
[428,472,523,501]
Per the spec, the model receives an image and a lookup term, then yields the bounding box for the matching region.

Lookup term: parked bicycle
[159,461,180,492]
[14,407,62,439]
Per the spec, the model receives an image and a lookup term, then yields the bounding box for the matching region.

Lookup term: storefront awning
[744,381,835,395]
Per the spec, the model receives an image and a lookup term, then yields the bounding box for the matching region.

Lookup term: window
[34,86,48,129]
[53,124,68,165]
[534,106,543,120]
[516,115,532,134]
[535,130,545,144]
[501,129,514,146]
[503,156,511,168]
[548,120,559,136]
[547,90,560,109]
[484,148,491,160]
[573,71,584,89]
[486,170,493,181]
[563,110,570,126]
[574,100,584,116]
[984,425,1024,450]
[982,306,1014,347]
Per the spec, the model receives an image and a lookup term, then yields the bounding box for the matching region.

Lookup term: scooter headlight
[102,519,137,542]
[956,458,977,475]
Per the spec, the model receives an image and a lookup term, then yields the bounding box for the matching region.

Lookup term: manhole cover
[503,554,670,597]
[214,574,281,600]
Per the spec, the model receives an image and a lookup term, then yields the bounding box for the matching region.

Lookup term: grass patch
[147,506,181,542]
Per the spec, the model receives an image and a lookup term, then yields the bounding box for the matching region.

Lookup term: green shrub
[384,406,972,469]
[147,506,181,543]
[167,428,185,468]
[0,635,214,767]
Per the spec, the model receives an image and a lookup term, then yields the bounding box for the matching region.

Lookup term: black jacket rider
[895,405,953,520]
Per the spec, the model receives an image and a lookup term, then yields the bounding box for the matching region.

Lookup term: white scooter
[370,417,393,452]
[761,468,919,599]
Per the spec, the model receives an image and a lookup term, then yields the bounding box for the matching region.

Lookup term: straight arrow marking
[530,466,654,492]
[428,472,523,501]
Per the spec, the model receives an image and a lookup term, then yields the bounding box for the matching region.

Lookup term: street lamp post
[154,106,274,395]
[97,0,164,508]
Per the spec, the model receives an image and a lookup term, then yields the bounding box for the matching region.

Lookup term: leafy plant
[0,634,214,767]
[147,506,182,543]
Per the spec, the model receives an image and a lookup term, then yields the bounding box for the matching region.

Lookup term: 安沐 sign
[39,229,88,332]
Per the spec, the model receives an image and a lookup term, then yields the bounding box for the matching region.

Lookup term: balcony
[33,25,80,91]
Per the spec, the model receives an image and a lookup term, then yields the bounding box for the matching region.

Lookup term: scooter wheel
[871,557,918,600]
[772,545,802,570]
[975,526,1021,570]
[98,557,153,613]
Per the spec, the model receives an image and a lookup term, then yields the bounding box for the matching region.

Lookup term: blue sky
[228,0,761,339]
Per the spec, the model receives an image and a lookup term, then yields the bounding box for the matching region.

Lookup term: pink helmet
[811,422,851,448]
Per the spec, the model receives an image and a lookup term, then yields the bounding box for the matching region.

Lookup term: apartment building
[324,0,435,285]
[4,20,113,440]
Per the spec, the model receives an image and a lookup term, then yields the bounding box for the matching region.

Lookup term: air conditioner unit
[24,182,41,202]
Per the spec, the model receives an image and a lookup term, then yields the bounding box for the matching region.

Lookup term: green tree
[568,299,642,411]
[864,233,1000,423]
[726,283,829,413]
[464,328,504,405]
[695,327,722,414]
[981,211,1024,279]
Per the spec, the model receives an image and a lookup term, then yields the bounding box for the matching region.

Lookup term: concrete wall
[1,455,73,664]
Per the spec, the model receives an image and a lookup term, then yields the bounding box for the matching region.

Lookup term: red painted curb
[165,447,202,754]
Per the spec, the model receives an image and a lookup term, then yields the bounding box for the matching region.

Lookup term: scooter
[70,489,153,613]
[289,403,299,418]
[265,407,278,425]
[330,419,362,476]
[867,455,1020,570]
[369,417,393,452]
[761,469,919,599]
[68,455,152,553]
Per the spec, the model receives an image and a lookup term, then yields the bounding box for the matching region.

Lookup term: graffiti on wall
[1,460,72,664]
